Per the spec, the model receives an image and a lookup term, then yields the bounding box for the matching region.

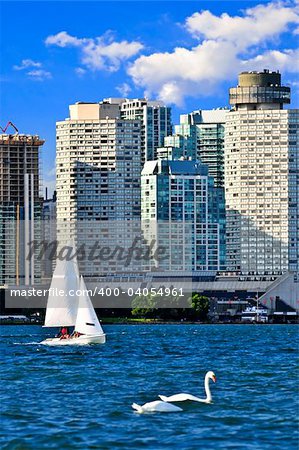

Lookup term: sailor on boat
[56,327,69,338]
[70,331,83,339]
[40,253,106,345]
[59,327,71,339]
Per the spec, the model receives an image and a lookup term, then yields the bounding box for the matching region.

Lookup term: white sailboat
[41,257,106,345]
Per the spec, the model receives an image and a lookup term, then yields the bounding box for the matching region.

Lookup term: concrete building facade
[225,70,298,278]
[0,134,44,286]
[56,102,142,276]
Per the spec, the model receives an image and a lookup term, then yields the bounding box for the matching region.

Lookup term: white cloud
[82,39,144,72]
[186,3,299,50]
[46,31,144,72]
[27,69,52,81]
[116,82,132,97]
[45,31,82,47]
[242,48,299,73]
[128,1,299,105]
[158,82,184,106]
[13,59,52,81]
[13,59,42,70]
[75,67,86,76]
[129,40,239,105]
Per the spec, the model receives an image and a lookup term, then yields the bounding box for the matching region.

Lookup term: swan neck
[205,374,212,401]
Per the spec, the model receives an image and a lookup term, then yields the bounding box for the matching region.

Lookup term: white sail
[74,276,104,335]
[44,257,79,327]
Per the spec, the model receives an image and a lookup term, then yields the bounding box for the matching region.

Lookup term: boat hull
[40,334,106,346]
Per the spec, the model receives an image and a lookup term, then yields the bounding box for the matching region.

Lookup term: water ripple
[0,324,298,449]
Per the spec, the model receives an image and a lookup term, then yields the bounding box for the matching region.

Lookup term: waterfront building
[141,159,221,273]
[68,97,172,164]
[118,98,172,161]
[157,134,197,161]
[0,134,44,286]
[175,109,227,188]
[225,69,298,277]
[189,110,228,269]
[41,190,56,279]
[56,102,142,276]
[209,185,226,271]
[155,108,227,271]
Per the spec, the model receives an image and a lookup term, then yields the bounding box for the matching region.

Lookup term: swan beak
[212,375,216,383]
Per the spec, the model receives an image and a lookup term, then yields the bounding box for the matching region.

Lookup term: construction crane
[0,121,19,134]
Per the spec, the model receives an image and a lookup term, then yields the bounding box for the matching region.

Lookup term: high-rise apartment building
[156,109,227,271]
[141,160,221,273]
[0,134,44,285]
[157,134,197,161]
[117,98,172,161]
[225,70,298,277]
[56,102,142,276]
[176,109,227,188]
[69,97,172,164]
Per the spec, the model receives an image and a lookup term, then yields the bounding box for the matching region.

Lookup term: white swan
[159,371,216,404]
[132,401,183,414]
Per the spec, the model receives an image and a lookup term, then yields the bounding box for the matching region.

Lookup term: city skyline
[1,0,299,194]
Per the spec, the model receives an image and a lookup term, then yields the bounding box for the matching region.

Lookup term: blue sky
[1,1,298,195]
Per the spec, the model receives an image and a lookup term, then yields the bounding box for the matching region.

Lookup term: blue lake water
[1,324,298,449]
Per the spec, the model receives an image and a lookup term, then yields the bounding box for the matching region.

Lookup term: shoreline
[0,320,298,325]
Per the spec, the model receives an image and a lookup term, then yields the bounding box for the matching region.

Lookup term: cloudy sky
[1,1,298,194]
